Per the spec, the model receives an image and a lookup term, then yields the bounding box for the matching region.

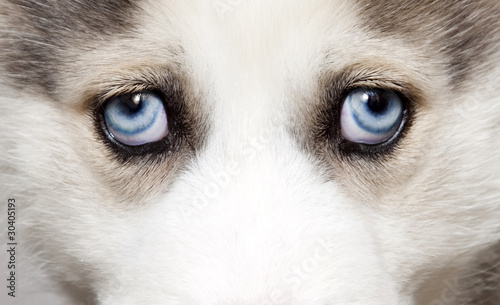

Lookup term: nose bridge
[206,100,291,195]
[170,152,400,305]
[197,136,293,212]
[214,87,287,153]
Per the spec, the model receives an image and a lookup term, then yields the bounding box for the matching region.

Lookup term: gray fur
[356,0,500,87]
[0,0,140,95]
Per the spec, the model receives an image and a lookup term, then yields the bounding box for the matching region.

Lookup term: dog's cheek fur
[0,91,132,286]
[411,68,500,304]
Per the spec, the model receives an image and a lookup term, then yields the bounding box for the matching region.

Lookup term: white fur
[1,1,500,304]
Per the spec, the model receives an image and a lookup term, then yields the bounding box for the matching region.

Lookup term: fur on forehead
[0,0,141,95]
[355,0,500,87]
[1,0,499,98]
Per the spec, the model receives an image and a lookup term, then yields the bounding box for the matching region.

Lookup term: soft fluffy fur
[1,1,500,304]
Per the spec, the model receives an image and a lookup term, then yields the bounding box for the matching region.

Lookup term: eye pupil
[365,92,389,114]
[122,94,143,114]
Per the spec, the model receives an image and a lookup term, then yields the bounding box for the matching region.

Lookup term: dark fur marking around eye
[85,68,210,204]
[89,68,209,164]
[0,0,141,95]
[355,0,500,87]
[318,83,414,162]
[295,65,420,165]
[94,89,185,164]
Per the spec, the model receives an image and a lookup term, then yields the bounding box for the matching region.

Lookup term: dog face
[1,1,500,304]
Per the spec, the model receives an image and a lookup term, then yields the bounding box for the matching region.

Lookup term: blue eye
[340,88,404,145]
[103,92,169,146]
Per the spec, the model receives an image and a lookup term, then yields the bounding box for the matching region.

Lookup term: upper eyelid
[336,72,413,94]
[320,65,425,108]
[81,68,182,110]
[97,84,154,104]
[343,79,410,95]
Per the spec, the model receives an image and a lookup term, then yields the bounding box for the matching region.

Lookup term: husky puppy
[1,1,500,304]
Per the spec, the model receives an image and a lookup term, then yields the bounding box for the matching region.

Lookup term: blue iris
[340,88,404,145]
[104,92,169,146]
